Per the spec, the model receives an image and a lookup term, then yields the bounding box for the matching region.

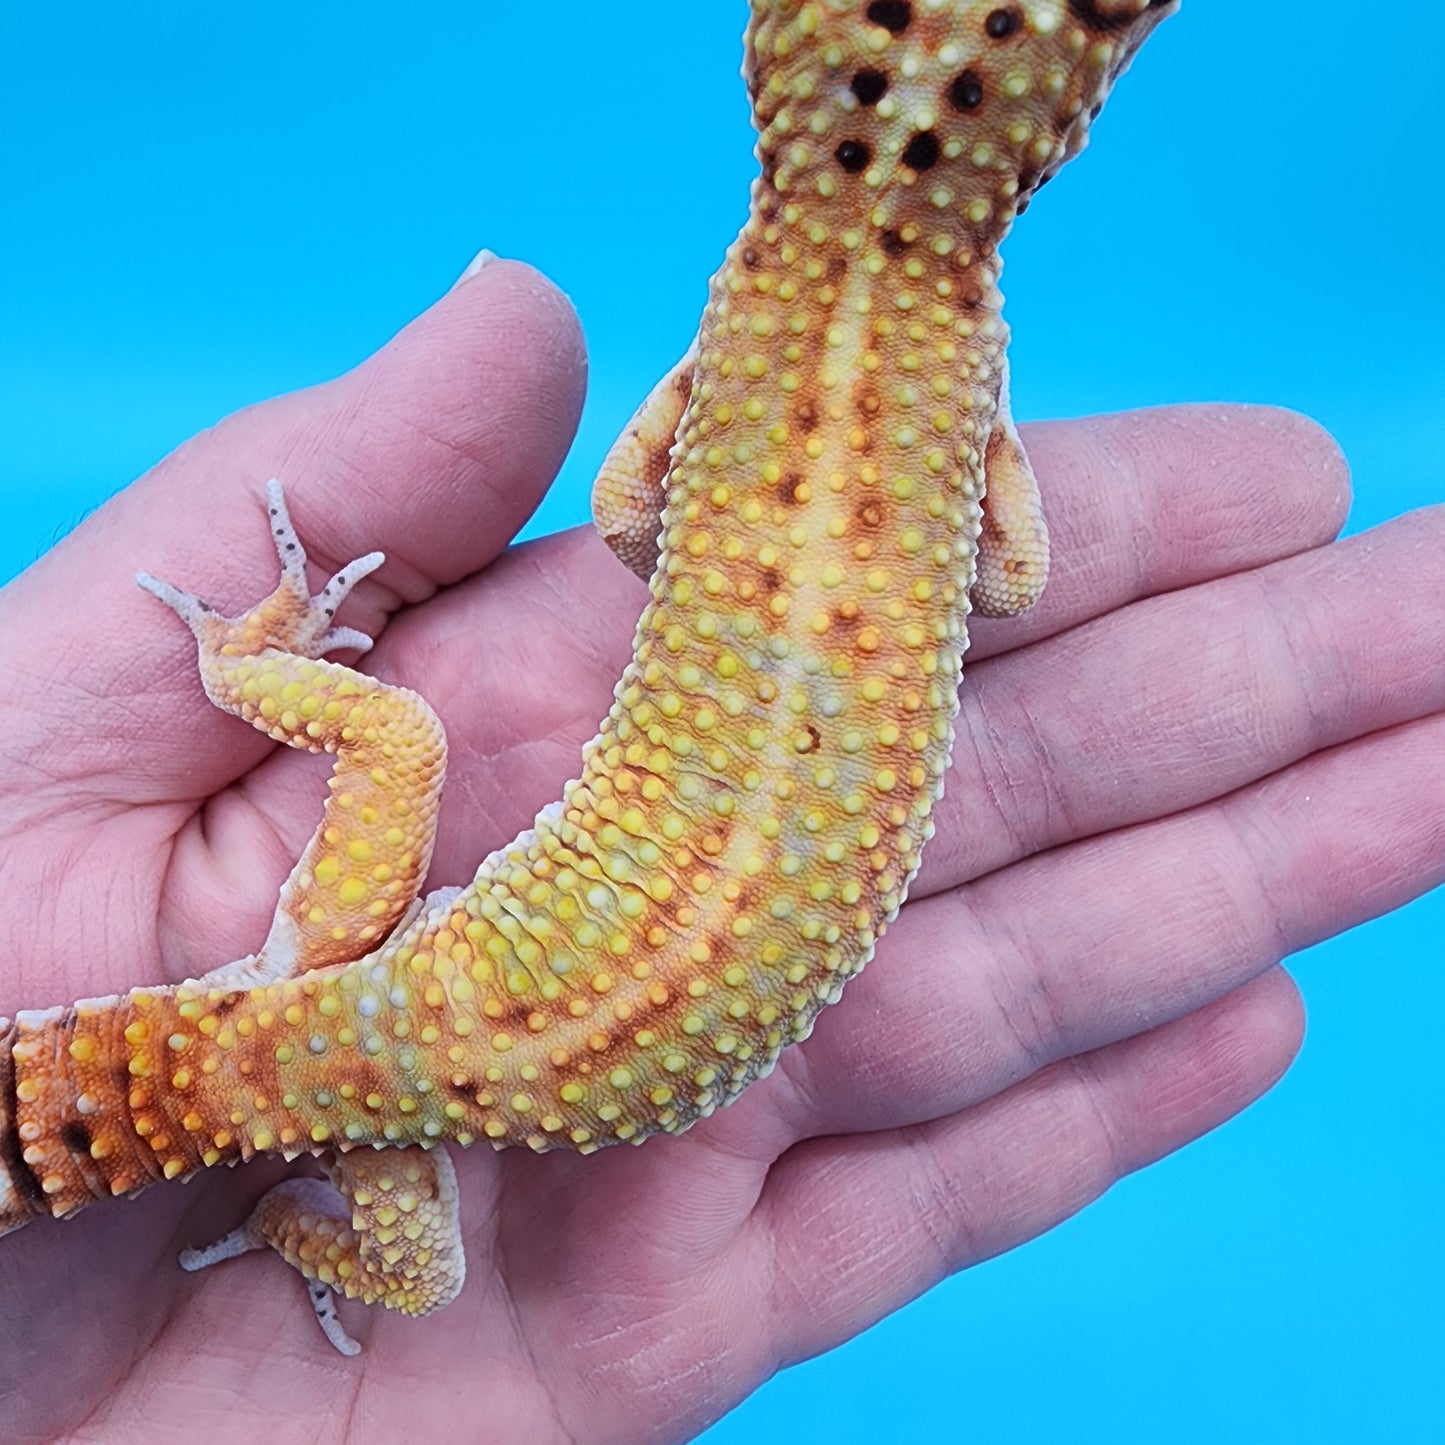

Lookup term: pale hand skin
[1,263,1442,1445]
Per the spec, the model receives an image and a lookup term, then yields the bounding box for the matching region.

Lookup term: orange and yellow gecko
[0,0,1177,1354]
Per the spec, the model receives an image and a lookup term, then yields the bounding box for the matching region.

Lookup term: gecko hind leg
[137,478,384,663]
[973,365,1051,619]
[137,480,447,989]
[180,1143,464,1356]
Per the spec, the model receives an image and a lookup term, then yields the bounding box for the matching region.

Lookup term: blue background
[2,3,1440,1440]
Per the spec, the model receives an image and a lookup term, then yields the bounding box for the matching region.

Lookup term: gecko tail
[0,1015,47,1236]
[0,1000,172,1236]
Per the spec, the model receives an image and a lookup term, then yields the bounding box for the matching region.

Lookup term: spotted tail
[0,1015,42,1234]
[0,993,224,1235]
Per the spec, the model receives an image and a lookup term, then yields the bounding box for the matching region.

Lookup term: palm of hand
[1,265,1440,1445]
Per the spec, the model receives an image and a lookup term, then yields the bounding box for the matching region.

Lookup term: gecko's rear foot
[136,477,442,985]
[179,1145,464,1356]
[136,479,385,658]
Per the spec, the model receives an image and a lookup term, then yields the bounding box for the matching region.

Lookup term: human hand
[1,262,1440,1444]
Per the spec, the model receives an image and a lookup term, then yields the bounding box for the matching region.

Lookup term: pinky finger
[748,967,1304,1368]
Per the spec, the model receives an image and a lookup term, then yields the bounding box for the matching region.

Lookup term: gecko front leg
[972,361,1051,619]
[590,346,697,580]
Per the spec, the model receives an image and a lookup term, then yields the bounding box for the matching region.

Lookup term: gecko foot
[178,1147,462,1356]
[136,479,385,659]
[179,1175,364,1355]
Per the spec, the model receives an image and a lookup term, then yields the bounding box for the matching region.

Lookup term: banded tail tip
[0,1015,41,1237]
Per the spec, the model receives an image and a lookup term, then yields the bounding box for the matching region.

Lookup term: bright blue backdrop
[2,3,1441,1440]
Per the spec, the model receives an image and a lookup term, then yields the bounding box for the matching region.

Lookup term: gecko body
[0,0,1177,1351]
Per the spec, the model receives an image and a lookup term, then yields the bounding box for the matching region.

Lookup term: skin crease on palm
[0,260,1442,1444]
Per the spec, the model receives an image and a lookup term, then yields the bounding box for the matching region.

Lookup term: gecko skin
[0,0,1177,1353]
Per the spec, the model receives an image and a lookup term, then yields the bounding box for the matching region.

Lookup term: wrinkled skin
[0,263,1441,1444]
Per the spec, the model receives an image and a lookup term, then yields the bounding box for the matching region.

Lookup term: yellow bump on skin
[338,878,369,908]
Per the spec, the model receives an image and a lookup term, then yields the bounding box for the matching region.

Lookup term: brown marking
[59,1120,91,1154]
[206,991,245,1019]
[855,498,885,530]
[865,1,912,33]
[984,7,1022,40]
[948,70,985,113]
[779,473,808,504]
[0,1037,47,1214]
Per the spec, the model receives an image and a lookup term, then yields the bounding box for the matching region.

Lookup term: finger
[0,259,587,798]
[751,968,1304,1370]
[774,706,1443,1140]
[921,504,1445,891]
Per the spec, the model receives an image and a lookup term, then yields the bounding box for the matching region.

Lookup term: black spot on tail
[60,1120,91,1154]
